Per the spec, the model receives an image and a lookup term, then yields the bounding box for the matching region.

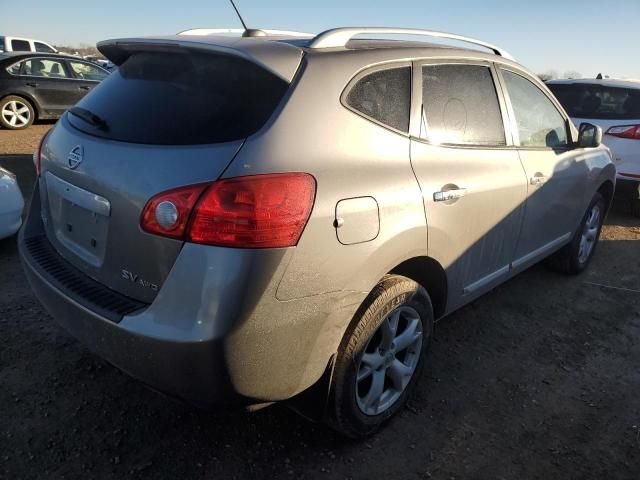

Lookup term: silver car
[19,27,616,437]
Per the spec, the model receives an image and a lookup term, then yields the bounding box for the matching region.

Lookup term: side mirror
[577,122,603,148]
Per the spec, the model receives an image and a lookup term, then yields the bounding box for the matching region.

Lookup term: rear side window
[421,64,505,146]
[345,67,411,133]
[35,42,55,53]
[68,51,290,145]
[548,83,640,120]
[502,70,567,148]
[10,40,30,52]
[22,59,68,78]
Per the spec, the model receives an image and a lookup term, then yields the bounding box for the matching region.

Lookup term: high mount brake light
[141,173,316,248]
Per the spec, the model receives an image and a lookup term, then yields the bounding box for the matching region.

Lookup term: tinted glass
[23,59,68,78]
[502,71,567,148]
[35,42,55,53]
[11,40,30,52]
[422,64,505,145]
[7,61,22,75]
[346,67,411,133]
[68,61,108,81]
[548,83,640,120]
[68,51,289,145]
[0,38,5,52]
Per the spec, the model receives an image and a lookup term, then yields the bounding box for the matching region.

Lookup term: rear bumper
[20,231,243,408]
[19,184,365,407]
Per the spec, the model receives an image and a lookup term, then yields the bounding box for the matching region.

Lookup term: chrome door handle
[530,174,547,186]
[433,188,467,202]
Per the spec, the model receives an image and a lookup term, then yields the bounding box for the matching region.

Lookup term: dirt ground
[1,124,639,480]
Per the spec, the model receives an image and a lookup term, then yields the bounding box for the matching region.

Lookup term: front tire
[546,192,606,275]
[327,275,434,438]
[0,96,35,130]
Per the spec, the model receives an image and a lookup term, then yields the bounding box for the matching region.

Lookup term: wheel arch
[388,256,448,320]
[0,92,40,120]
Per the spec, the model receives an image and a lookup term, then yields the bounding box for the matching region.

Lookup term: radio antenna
[229,0,248,30]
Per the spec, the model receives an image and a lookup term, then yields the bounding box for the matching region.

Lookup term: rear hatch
[38,40,300,303]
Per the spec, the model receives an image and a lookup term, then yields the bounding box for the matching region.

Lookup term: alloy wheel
[1,100,31,128]
[578,204,601,264]
[355,306,423,416]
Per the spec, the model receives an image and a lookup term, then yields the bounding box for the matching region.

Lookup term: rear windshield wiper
[68,107,108,131]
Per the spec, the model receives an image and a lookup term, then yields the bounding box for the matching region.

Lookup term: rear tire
[546,192,606,275]
[327,275,433,438]
[0,95,35,130]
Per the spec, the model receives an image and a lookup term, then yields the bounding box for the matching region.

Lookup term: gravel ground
[1,125,639,480]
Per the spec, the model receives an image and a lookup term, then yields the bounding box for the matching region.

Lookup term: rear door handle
[25,82,39,87]
[433,188,467,202]
[530,174,548,186]
[78,86,91,91]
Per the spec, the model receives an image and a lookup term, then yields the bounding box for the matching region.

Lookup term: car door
[497,68,586,270]
[66,60,109,102]
[409,61,528,310]
[19,58,78,116]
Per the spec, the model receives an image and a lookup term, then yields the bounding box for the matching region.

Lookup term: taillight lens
[188,173,316,248]
[32,131,50,176]
[141,183,210,239]
[140,173,316,248]
[606,124,640,140]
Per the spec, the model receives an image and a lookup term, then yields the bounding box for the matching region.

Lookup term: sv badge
[121,269,159,292]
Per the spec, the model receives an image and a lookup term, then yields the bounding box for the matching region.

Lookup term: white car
[0,167,24,239]
[548,78,640,216]
[0,36,57,54]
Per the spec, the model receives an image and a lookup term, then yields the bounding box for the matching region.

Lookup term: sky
[1,0,639,79]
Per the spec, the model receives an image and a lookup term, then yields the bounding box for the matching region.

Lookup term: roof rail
[177,28,314,38]
[308,27,514,60]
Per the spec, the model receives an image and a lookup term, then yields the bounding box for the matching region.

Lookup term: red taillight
[32,131,50,176]
[140,173,316,248]
[606,124,640,140]
[188,173,316,248]
[141,183,210,239]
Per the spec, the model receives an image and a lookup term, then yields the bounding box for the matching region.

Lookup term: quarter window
[10,39,30,52]
[7,61,23,75]
[345,67,411,133]
[35,42,55,53]
[502,70,567,148]
[23,59,68,78]
[421,64,505,146]
[68,61,108,81]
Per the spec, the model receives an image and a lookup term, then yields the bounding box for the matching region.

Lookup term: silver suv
[20,27,616,437]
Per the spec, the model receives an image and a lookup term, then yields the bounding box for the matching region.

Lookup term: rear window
[67,51,290,145]
[548,83,640,120]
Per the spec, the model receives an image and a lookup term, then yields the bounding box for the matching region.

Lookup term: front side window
[421,64,505,146]
[68,61,108,81]
[345,67,411,133]
[22,59,68,78]
[35,42,55,53]
[502,70,567,148]
[10,39,30,52]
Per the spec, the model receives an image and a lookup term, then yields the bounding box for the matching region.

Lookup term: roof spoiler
[96,37,303,82]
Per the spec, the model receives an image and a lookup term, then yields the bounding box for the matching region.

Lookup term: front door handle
[530,174,548,186]
[433,188,467,202]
